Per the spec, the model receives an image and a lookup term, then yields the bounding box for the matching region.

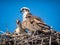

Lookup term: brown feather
[22,13,50,32]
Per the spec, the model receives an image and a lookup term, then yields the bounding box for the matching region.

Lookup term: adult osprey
[20,7,51,33]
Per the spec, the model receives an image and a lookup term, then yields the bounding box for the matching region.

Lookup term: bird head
[16,20,20,24]
[20,7,30,13]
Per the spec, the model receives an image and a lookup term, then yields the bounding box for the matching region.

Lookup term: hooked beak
[20,10,22,12]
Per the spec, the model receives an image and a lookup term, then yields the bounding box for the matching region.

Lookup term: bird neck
[17,23,21,28]
[23,11,29,21]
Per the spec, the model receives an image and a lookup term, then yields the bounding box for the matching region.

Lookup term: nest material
[0,30,60,45]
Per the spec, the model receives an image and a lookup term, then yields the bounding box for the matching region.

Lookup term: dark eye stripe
[22,9,24,11]
[25,9,28,11]
[22,9,28,10]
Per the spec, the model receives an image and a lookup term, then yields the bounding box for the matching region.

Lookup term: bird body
[15,27,21,34]
[20,7,51,33]
[14,20,25,35]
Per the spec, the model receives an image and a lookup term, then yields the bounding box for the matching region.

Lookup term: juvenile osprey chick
[14,20,25,35]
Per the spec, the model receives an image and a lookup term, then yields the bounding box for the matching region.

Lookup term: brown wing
[26,13,44,24]
[25,13,51,31]
[33,16,44,23]
[31,16,51,30]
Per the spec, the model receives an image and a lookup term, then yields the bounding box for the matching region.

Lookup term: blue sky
[0,0,60,33]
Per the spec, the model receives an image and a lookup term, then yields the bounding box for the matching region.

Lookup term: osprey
[14,20,25,35]
[20,7,51,33]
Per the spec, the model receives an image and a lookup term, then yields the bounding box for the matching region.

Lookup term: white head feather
[20,7,30,21]
[20,7,30,11]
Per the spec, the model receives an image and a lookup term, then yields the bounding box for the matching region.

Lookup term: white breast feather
[23,12,28,21]
[15,27,20,34]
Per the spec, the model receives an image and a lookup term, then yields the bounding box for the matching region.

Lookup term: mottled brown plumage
[22,13,50,33]
[21,7,51,33]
